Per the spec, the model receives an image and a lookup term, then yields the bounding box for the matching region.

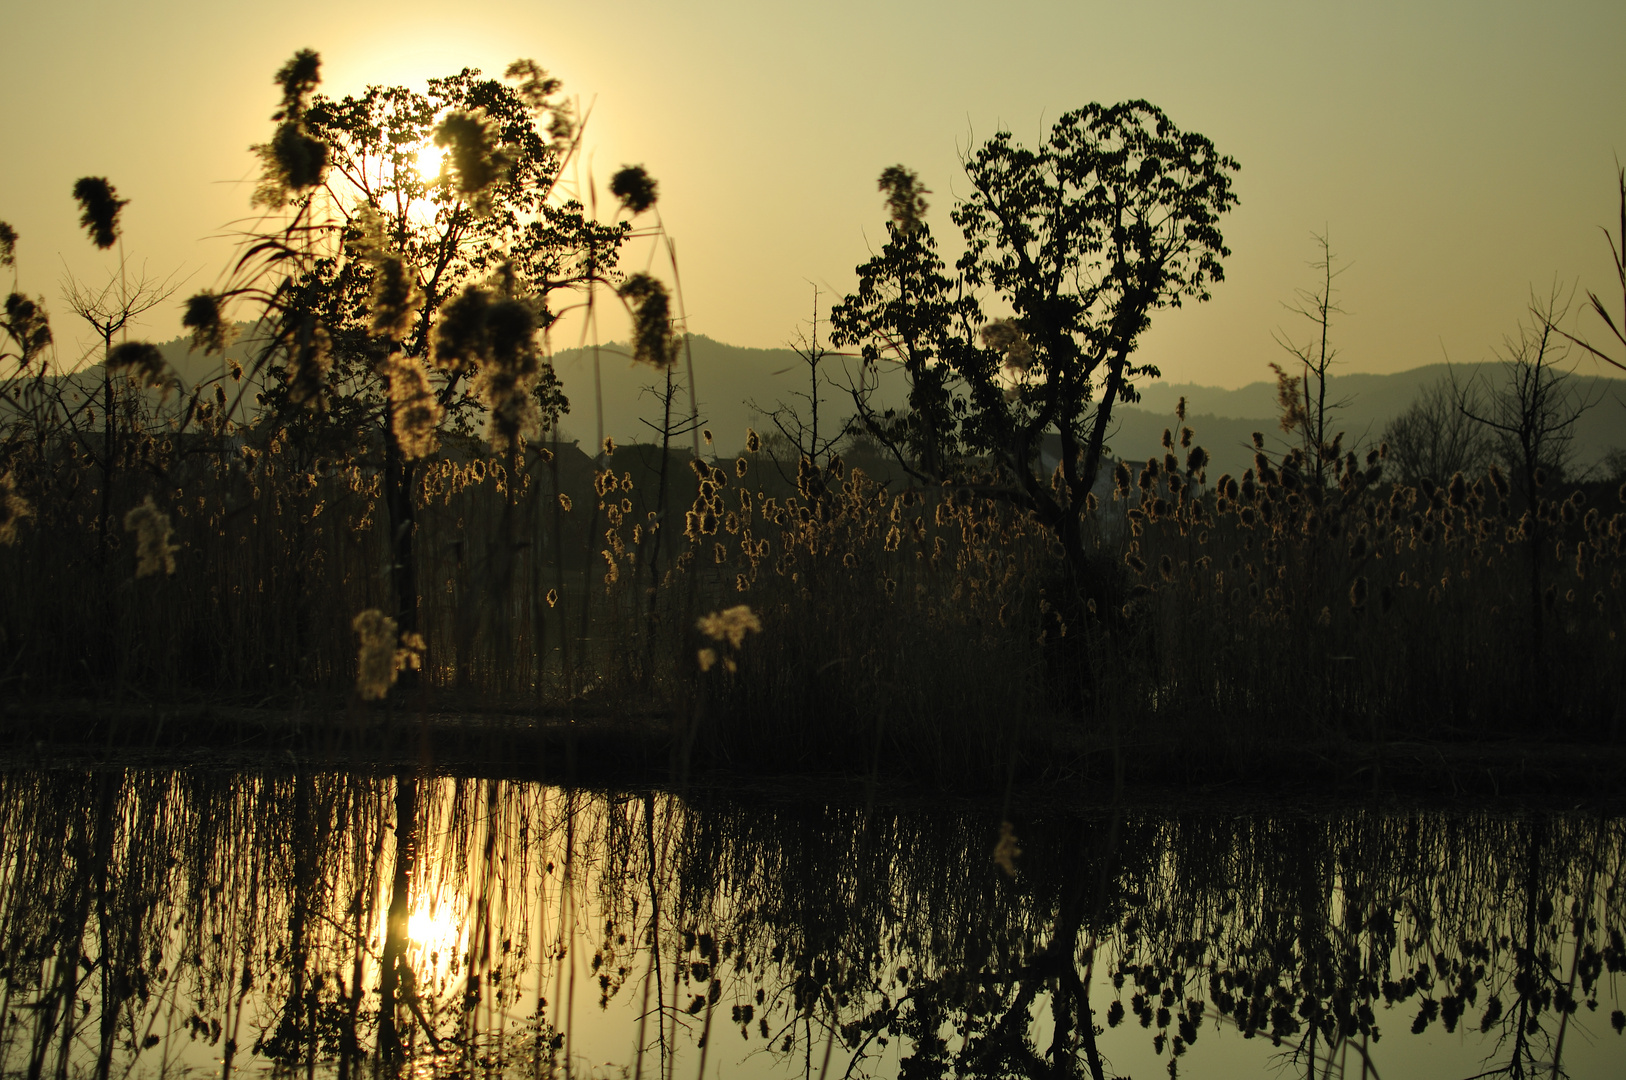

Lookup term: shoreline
[3,698,1621,811]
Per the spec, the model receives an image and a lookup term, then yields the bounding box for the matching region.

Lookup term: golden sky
[3,0,1623,388]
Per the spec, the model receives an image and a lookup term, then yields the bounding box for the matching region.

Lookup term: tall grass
[1,53,1621,789]
[1,378,1623,786]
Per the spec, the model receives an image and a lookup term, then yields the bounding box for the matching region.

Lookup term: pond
[0,767,1621,1079]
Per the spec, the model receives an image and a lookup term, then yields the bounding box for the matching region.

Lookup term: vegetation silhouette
[0,768,1620,1079]
[0,57,1623,796]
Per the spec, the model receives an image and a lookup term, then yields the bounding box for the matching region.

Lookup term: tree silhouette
[832,101,1239,705]
[209,55,631,649]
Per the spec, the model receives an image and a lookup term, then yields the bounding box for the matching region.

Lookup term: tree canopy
[832,100,1239,572]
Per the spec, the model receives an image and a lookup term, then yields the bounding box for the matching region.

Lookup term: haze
[3,0,1623,388]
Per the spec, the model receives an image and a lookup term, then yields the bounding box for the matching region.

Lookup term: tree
[747,287,855,494]
[1455,290,1597,660]
[1270,231,1351,485]
[1457,291,1590,499]
[59,252,181,555]
[832,101,1239,624]
[202,54,644,645]
[1382,376,1493,486]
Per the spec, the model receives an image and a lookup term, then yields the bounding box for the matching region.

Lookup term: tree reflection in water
[0,768,1620,1079]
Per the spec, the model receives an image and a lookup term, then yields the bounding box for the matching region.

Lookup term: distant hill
[1124,364,1625,478]
[108,331,1626,480]
[552,338,1625,479]
[545,335,882,456]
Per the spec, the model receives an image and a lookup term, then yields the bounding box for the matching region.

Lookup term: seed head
[382,354,442,459]
[182,292,234,354]
[106,341,168,389]
[696,604,762,647]
[992,821,1021,877]
[72,177,127,250]
[272,49,321,121]
[367,255,424,344]
[263,122,328,198]
[352,609,406,701]
[609,164,659,215]
[434,109,511,215]
[1113,460,1132,499]
[619,274,677,368]
[285,318,331,406]
[878,165,930,233]
[1447,472,1467,508]
[981,319,1033,372]
[0,472,33,546]
[3,293,51,367]
[434,285,491,373]
[122,497,178,577]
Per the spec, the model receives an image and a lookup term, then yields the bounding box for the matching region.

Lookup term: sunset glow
[4,1,1621,387]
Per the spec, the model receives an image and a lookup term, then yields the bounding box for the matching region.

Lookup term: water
[0,767,1621,1079]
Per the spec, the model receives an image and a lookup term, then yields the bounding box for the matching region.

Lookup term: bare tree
[1382,376,1494,485]
[59,257,181,554]
[747,288,855,494]
[1455,288,1599,660]
[1271,231,1353,484]
[1456,290,1592,498]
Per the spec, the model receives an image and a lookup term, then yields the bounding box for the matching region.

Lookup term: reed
[2,52,1622,793]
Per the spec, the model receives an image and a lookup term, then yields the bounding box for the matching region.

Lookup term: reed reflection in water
[0,768,1622,1079]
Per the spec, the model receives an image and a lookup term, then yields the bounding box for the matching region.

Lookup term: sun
[413,140,447,183]
[407,902,462,955]
[402,139,450,226]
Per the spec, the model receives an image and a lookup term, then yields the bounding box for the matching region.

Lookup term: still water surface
[0,767,1621,1079]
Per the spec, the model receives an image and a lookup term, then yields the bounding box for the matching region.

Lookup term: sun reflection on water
[407,901,461,958]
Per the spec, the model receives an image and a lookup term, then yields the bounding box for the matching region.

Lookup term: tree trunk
[377,772,417,1060]
[383,424,420,668]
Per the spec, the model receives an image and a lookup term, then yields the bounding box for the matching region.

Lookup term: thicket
[1,56,1623,787]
